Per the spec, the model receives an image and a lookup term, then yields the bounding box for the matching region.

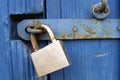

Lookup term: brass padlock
[30,24,71,77]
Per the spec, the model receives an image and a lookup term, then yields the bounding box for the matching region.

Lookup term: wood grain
[46,0,120,80]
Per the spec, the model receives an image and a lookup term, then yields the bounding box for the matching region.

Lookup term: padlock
[30,24,71,77]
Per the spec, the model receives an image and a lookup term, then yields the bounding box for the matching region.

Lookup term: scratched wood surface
[0,0,46,80]
[46,0,120,80]
[0,0,120,80]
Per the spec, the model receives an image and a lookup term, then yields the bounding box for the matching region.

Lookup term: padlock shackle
[31,34,39,51]
[30,24,56,52]
[36,24,56,42]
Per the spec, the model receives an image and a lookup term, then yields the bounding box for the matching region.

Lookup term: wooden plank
[61,0,120,18]
[64,40,100,80]
[46,0,120,80]
[8,0,46,79]
[46,0,61,19]
[11,41,32,80]
[99,40,120,80]
[0,0,46,80]
[11,40,48,80]
[107,0,120,18]
[60,0,120,80]
[9,0,44,14]
[61,0,98,18]
[0,0,12,80]
[46,0,64,80]
[8,0,47,79]
[63,40,119,80]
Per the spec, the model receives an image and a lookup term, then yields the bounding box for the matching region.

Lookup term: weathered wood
[46,0,65,80]
[0,0,12,80]
[9,0,44,14]
[0,0,46,80]
[0,0,120,80]
[46,0,120,80]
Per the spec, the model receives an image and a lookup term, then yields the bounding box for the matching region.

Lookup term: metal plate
[17,19,120,40]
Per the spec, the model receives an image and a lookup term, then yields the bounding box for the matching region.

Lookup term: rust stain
[73,33,102,39]
[72,26,98,39]
[73,34,90,39]
[101,36,118,39]
[94,20,100,25]
[81,24,96,34]
[102,29,110,37]
[72,19,77,21]
[108,19,112,24]
[32,19,40,25]
[72,26,78,32]
[89,19,100,25]
[101,25,112,37]
[61,34,70,39]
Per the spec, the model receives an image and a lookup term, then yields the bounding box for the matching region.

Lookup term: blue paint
[9,0,44,14]
[0,0,12,80]
[17,19,120,40]
[60,0,119,19]
[46,0,120,80]
[0,0,45,80]
[0,0,120,80]
[46,0,61,19]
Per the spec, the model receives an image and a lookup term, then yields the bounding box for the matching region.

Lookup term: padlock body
[31,40,71,77]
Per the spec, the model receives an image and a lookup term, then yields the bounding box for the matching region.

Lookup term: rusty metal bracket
[92,0,110,20]
[17,19,120,40]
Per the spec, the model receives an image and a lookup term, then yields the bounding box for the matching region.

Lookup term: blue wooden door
[46,0,120,80]
[0,0,45,80]
[0,0,120,80]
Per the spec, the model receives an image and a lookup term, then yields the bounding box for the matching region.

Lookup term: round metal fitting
[92,3,110,20]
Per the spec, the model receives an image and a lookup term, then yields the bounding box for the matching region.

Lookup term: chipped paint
[72,26,78,32]
[72,26,101,39]
[61,34,70,39]
[102,29,110,37]
[95,52,111,57]
[73,34,90,39]
[81,24,96,34]
[94,20,100,25]
[101,25,112,37]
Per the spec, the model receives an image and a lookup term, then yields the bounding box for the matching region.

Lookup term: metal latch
[17,19,120,40]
